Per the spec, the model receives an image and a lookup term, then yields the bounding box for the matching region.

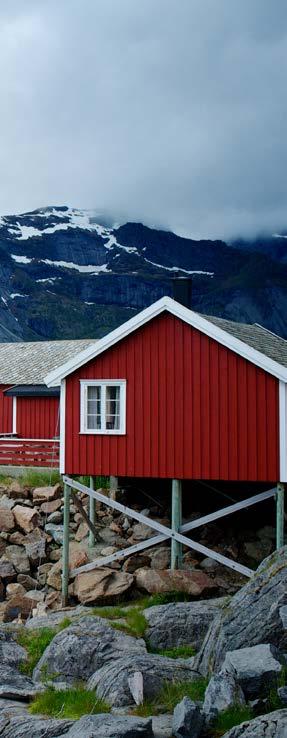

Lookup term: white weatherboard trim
[59,379,66,474]
[80,379,126,435]
[45,296,287,386]
[12,397,17,434]
[279,380,287,482]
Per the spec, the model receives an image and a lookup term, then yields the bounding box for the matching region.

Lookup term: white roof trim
[44,296,287,386]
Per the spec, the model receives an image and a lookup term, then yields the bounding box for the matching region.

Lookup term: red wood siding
[65,312,280,481]
[17,397,59,439]
[0,386,13,434]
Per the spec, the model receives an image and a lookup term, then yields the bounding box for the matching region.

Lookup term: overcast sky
[0,1,286,239]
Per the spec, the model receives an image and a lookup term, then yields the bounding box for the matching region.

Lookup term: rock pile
[0,477,258,621]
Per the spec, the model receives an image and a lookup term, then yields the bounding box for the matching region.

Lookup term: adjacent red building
[45,297,287,484]
[0,339,95,467]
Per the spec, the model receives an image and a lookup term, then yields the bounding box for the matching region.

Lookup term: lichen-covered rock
[222,644,284,699]
[172,696,203,738]
[145,598,226,651]
[0,665,39,700]
[0,715,72,737]
[33,616,146,683]
[63,715,153,738]
[219,708,287,737]
[196,548,287,675]
[89,653,198,706]
[203,670,245,723]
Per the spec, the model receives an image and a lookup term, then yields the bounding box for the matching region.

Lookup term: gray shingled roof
[203,314,287,368]
[0,339,97,385]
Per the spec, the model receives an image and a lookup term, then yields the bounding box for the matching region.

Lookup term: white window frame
[80,379,126,435]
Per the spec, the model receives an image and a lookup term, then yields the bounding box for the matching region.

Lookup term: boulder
[0,630,26,667]
[0,557,15,581]
[130,523,155,541]
[13,506,40,534]
[44,524,65,544]
[203,671,245,723]
[47,545,88,590]
[33,616,146,683]
[221,644,283,699]
[219,709,287,737]
[5,546,30,575]
[75,522,89,541]
[0,665,39,700]
[196,547,287,675]
[2,592,39,622]
[24,529,46,564]
[32,484,62,503]
[89,653,199,707]
[40,499,62,514]
[74,568,133,604]
[0,716,72,737]
[64,715,153,738]
[277,686,287,705]
[6,583,26,599]
[145,598,226,651]
[149,547,170,570]
[136,568,215,596]
[123,555,151,573]
[172,696,203,738]
[0,509,14,533]
[17,574,38,591]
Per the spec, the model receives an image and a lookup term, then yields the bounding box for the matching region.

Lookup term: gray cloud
[0,0,286,239]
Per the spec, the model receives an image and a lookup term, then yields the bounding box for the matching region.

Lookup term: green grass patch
[111,609,148,638]
[18,618,72,676]
[20,469,61,488]
[0,474,14,486]
[30,685,110,719]
[18,627,59,676]
[211,705,254,737]
[93,605,128,620]
[150,645,196,659]
[133,678,208,716]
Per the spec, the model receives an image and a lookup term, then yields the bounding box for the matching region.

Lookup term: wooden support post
[171,479,183,569]
[89,476,96,547]
[110,476,118,501]
[62,482,70,606]
[276,483,285,550]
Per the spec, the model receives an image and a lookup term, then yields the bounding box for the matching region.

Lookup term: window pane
[87,385,101,430]
[106,386,120,429]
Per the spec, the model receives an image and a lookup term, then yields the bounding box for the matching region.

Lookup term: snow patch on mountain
[144,257,214,276]
[11,254,32,264]
[41,258,111,274]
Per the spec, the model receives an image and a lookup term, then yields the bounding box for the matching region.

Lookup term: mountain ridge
[0,206,285,342]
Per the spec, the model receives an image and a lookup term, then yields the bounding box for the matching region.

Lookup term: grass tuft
[18,618,72,676]
[133,677,208,716]
[18,627,59,676]
[30,685,110,719]
[20,469,61,488]
[211,705,254,737]
[150,645,196,659]
[111,609,148,638]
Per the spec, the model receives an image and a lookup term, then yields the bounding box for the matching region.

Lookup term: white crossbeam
[64,476,253,578]
[180,488,276,533]
[71,534,166,576]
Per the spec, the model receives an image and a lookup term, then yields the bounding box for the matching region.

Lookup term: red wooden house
[45,295,287,582]
[0,339,94,468]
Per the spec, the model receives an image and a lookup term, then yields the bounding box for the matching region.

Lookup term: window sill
[79,430,126,436]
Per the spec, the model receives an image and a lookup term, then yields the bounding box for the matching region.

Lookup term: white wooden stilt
[110,476,118,500]
[276,483,285,549]
[62,482,70,606]
[89,476,95,547]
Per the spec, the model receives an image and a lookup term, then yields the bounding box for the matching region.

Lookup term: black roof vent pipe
[172,276,192,309]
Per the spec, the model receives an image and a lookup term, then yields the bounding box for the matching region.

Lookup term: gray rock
[196,548,287,675]
[172,696,203,738]
[144,597,226,651]
[45,524,65,544]
[89,653,199,707]
[0,716,72,737]
[222,644,283,698]
[0,665,39,700]
[218,708,287,737]
[63,714,153,738]
[33,616,146,683]
[0,635,26,667]
[279,606,287,630]
[203,670,245,722]
[152,715,173,738]
[24,605,93,629]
